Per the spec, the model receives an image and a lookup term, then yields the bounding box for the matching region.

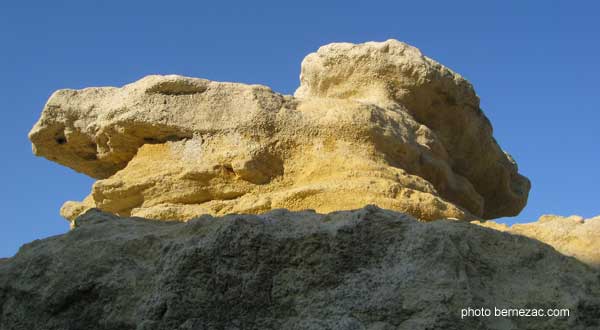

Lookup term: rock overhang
[29,40,530,223]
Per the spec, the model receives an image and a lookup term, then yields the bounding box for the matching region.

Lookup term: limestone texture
[476,214,600,268]
[29,40,530,224]
[1,206,599,330]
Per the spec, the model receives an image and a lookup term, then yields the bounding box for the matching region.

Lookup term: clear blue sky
[1,1,598,257]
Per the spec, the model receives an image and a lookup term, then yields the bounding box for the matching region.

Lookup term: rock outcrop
[476,214,600,268]
[29,40,530,224]
[295,41,531,219]
[1,206,599,329]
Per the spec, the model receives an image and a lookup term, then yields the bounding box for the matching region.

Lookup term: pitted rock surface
[1,207,598,329]
[29,40,530,223]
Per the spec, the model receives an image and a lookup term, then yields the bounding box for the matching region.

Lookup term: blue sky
[1,1,598,257]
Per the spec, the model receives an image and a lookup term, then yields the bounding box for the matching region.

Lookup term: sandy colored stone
[29,40,530,224]
[1,207,598,329]
[295,40,530,219]
[476,214,600,268]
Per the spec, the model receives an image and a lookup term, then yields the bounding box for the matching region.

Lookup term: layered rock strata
[29,40,530,223]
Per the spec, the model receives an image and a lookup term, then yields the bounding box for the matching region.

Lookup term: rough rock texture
[1,207,599,330]
[295,40,530,219]
[476,215,600,268]
[29,40,529,224]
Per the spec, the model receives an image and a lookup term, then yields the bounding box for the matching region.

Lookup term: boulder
[29,40,530,223]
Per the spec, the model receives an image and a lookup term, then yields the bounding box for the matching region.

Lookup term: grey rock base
[1,206,599,329]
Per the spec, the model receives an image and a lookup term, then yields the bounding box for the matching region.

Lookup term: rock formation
[476,214,600,268]
[3,39,599,329]
[29,40,530,224]
[1,207,599,329]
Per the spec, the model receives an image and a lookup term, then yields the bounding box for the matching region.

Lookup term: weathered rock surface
[476,215,600,268]
[29,40,529,224]
[295,40,530,219]
[1,207,598,329]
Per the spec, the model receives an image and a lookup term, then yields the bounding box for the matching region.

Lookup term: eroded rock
[0,207,598,329]
[295,40,530,219]
[476,214,600,268]
[29,40,530,223]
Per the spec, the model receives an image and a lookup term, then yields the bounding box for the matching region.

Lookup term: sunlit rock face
[294,40,530,219]
[17,40,600,330]
[29,40,530,224]
[476,214,600,268]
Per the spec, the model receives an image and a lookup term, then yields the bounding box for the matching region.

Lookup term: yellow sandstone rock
[29,40,530,224]
[476,215,600,268]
